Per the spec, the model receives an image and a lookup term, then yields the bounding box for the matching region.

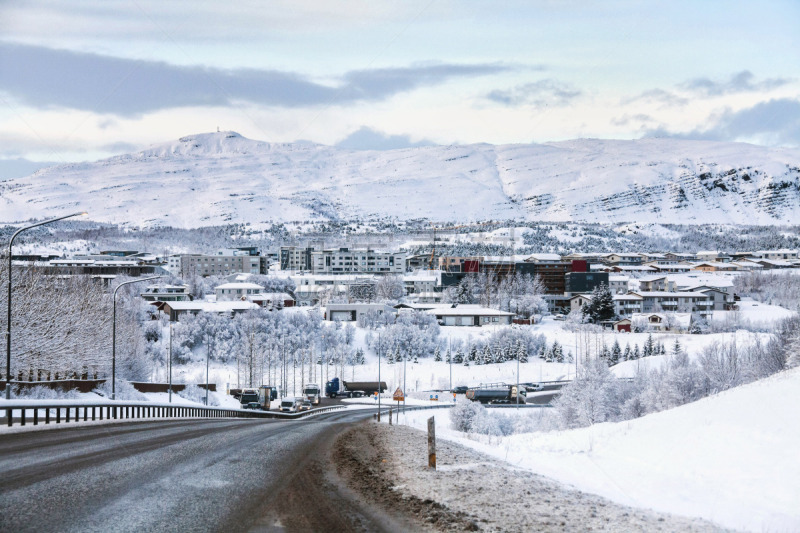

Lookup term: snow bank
[400,368,800,532]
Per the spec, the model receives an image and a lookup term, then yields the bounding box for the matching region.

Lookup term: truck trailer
[465,385,527,405]
[325,377,387,399]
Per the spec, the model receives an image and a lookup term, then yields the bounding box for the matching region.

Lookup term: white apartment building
[311,248,405,275]
[177,253,264,277]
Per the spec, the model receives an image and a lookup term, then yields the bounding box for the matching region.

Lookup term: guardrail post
[46,408,50,424]
[66,407,70,423]
[34,408,38,425]
[427,416,436,470]
[92,406,95,421]
[56,407,61,424]
[6,408,10,427]
[20,408,25,426]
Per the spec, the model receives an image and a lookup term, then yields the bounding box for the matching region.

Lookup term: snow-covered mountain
[2,131,799,227]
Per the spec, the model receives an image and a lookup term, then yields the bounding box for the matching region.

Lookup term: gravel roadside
[334,421,730,532]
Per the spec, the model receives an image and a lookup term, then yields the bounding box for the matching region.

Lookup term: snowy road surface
[0,409,400,532]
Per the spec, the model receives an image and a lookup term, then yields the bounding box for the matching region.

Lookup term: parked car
[553,314,566,321]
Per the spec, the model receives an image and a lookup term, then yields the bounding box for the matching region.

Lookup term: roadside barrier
[1,401,346,428]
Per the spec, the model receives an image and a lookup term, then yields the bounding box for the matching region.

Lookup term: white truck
[303,383,321,405]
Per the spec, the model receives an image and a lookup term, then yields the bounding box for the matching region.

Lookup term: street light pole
[5,211,87,399]
[169,321,173,403]
[403,350,407,408]
[112,275,161,400]
[377,332,381,419]
[205,330,210,406]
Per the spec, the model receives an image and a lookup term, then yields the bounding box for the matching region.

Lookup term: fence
[1,401,345,428]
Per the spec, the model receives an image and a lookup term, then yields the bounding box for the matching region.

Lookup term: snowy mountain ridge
[2,131,799,227]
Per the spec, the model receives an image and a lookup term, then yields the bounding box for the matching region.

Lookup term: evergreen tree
[623,343,632,361]
[468,344,478,363]
[454,349,464,364]
[445,348,452,364]
[355,348,366,365]
[600,343,610,363]
[481,344,492,365]
[633,344,641,359]
[610,339,622,365]
[644,334,655,357]
[582,283,615,323]
[552,340,564,363]
[538,344,547,360]
[672,338,682,355]
[413,354,419,364]
[517,340,528,363]
[434,346,442,362]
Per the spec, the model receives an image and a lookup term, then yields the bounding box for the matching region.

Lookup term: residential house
[629,291,712,319]
[631,312,692,332]
[691,262,738,272]
[425,304,514,327]
[214,282,265,301]
[325,303,394,322]
[141,285,192,302]
[159,301,259,321]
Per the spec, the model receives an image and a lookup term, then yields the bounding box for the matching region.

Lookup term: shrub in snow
[93,380,147,401]
[177,384,219,406]
[449,400,516,436]
[11,385,82,400]
[449,399,484,432]
[554,358,622,429]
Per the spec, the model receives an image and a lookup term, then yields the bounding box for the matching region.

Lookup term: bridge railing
[1,401,346,428]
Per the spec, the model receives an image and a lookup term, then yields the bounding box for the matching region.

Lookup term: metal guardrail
[1,401,346,428]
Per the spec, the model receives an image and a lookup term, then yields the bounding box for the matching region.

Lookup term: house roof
[163,301,259,312]
[425,306,514,317]
[214,282,265,290]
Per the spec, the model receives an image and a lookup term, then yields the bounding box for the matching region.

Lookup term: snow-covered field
[398,367,800,532]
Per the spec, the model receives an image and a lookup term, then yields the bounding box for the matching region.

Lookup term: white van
[279,397,303,413]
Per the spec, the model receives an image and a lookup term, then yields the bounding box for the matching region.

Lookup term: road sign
[430,394,438,401]
[393,387,404,402]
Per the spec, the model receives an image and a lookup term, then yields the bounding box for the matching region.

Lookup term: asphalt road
[0,408,403,533]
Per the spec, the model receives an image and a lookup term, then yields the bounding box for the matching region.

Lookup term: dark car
[451,386,469,394]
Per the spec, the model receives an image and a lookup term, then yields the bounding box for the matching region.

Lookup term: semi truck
[325,377,387,399]
[465,385,527,405]
[303,383,321,405]
[239,388,259,408]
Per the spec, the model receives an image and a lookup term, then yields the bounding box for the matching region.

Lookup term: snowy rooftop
[214,282,266,290]
[425,306,514,316]
[163,301,259,312]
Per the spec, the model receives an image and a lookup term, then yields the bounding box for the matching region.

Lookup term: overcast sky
[1,0,798,165]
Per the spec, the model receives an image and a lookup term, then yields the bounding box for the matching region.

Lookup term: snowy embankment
[398,368,800,532]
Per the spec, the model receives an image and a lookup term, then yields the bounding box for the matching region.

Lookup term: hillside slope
[1,131,799,227]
